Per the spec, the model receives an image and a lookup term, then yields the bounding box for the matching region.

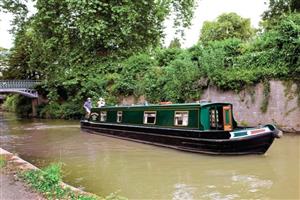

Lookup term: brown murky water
[0,112,299,200]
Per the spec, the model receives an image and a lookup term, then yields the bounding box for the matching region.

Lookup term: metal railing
[0,80,41,98]
[0,80,41,89]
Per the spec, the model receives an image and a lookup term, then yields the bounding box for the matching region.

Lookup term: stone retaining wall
[201,80,300,132]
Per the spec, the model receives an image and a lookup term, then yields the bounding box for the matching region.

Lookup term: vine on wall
[260,80,271,113]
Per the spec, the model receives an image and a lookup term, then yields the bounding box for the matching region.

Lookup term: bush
[2,95,18,112]
[21,163,99,200]
[113,53,155,96]
[21,163,126,200]
[39,101,84,119]
[2,95,32,117]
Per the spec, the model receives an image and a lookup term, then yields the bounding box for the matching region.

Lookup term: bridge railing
[0,80,41,89]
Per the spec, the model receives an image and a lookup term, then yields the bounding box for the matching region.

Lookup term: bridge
[0,80,41,98]
[0,80,42,116]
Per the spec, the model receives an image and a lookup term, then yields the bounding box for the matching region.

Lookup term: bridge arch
[0,80,42,116]
[0,80,40,98]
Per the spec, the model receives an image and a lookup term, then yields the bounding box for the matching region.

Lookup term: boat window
[144,111,156,124]
[210,109,217,128]
[174,111,189,126]
[100,111,107,122]
[117,111,122,123]
[210,106,224,130]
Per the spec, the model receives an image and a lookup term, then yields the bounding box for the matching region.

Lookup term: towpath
[0,170,45,200]
[0,148,45,200]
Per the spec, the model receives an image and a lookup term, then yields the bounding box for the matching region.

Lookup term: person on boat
[97,97,105,107]
[83,97,92,119]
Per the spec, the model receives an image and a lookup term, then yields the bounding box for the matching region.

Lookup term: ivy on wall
[260,80,271,113]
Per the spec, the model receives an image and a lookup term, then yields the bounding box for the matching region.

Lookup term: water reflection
[0,112,299,199]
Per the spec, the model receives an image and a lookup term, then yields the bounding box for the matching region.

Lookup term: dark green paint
[107,110,117,123]
[91,103,236,131]
[200,107,210,130]
[156,110,174,127]
[123,111,143,124]
[225,110,230,124]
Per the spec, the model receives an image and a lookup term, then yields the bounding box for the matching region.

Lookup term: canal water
[0,112,299,200]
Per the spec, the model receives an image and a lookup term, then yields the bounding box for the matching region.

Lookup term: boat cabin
[89,102,237,131]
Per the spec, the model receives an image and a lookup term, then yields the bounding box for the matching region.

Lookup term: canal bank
[0,148,100,200]
[0,148,44,200]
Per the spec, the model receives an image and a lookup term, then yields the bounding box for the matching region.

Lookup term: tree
[168,38,181,48]
[2,0,196,54]
[1,0,197,79]
[263,0,300,21]
[199,12,255,43]
[0,0,29,34]
[0,47,8,77]
[0,0,197,117]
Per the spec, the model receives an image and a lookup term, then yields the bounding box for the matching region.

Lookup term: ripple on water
[202,191,239,200]
[172,183,196,200]
[12,125,80,131]
[0,135,30,142]
[231,174,273,190]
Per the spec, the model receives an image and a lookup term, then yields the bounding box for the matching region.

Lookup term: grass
[20,163,127,200]
[0,156,6,168]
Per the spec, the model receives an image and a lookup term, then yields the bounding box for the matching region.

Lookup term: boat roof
[94,102,232,110]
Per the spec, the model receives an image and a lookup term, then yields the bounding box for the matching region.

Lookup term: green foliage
[1,0,197,118]
[114,53,155,96]
[260,80,271,113]
[155,48,184,67]
[140,50,203,103]
[2,1,300,119]
[2,95,32,117]
[21,163,68,199]
[199,12,255,43]
[0,156,6,168]
[38,101,83,119]
[21,163,126,200]
[1,0,196,77]
[240,121,249,127]
[0,0,29,33]
[168,38,181,48]
[161,57,202,102]
[0,47,8,72]
[262,0,300,22]
[2,95,18,112]
[196,13,300,91]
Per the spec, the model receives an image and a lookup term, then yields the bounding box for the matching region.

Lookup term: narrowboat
[80,102,280,155]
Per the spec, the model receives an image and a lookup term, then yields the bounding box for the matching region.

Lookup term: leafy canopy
[199,12,255,43]
[0,0,196,80]
[168,38,182,48]
[262,0,300,21]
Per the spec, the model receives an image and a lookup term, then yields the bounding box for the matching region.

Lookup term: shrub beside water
[20,163,126,200]
[0,156,6,168]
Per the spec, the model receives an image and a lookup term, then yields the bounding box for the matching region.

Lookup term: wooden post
[32,98,38,117]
